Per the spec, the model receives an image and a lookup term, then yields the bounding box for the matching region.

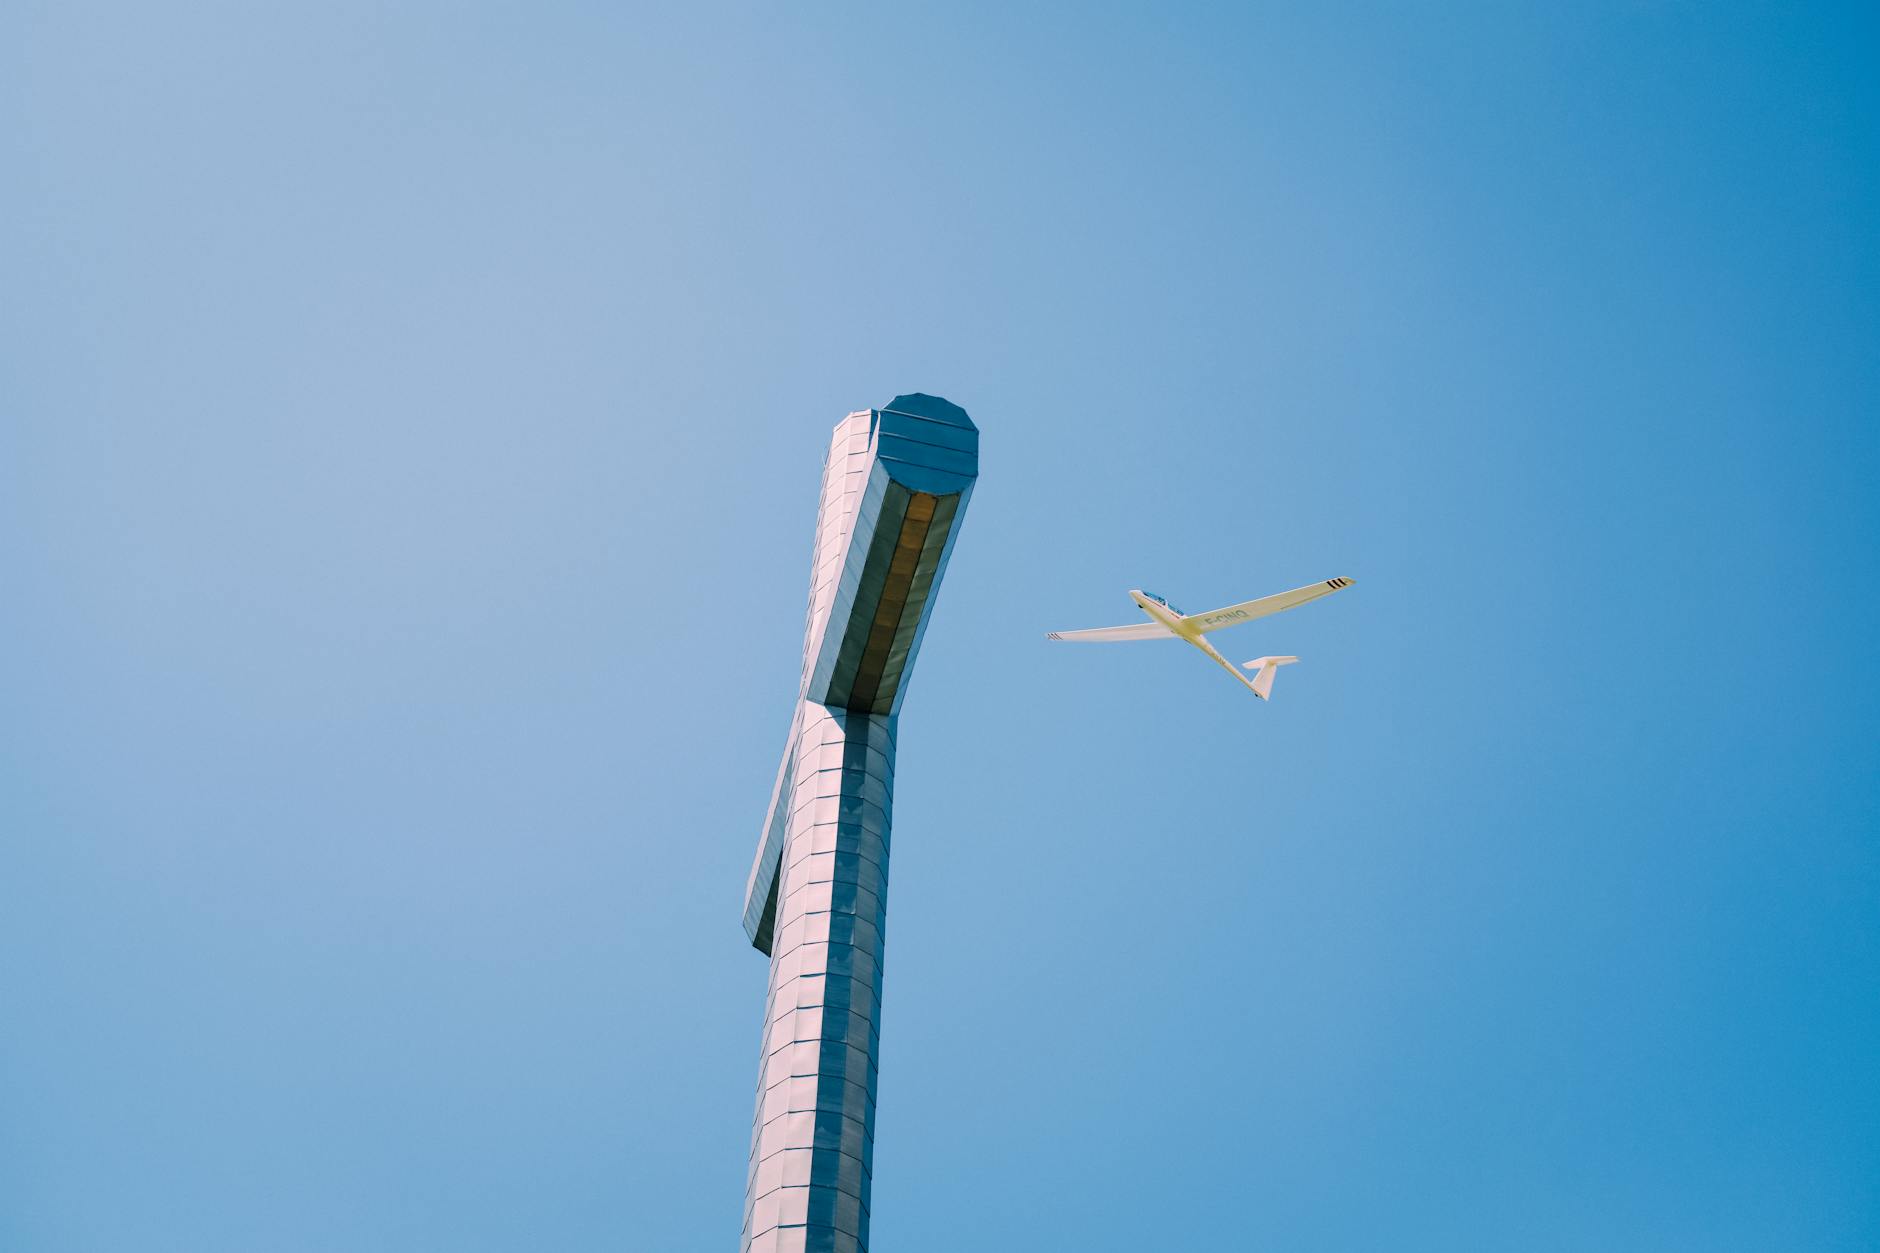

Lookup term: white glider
[1047,578,1354,699]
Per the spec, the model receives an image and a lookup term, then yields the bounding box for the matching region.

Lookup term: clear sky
[3,3,1876,1250]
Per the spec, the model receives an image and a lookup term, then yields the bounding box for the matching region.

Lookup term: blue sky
[3,3,1875,1250]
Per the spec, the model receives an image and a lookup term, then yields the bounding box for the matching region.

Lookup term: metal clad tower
[740,395,977,1253]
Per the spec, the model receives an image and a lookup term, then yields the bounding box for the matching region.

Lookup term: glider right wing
[1188,577,1355,634]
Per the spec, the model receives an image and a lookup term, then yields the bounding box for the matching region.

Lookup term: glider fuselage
[1129,589,1196,637]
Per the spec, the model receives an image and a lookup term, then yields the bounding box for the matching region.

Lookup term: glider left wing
[1046,622,1175,643]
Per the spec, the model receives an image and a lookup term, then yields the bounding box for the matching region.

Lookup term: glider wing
[1045,622,1176,643]
[1188,577,1355,634]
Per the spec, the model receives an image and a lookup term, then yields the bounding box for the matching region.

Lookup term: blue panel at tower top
[882,392,975,428]
[873,395,979,495]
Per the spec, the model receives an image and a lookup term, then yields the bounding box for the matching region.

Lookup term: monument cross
[739,395,978,1253]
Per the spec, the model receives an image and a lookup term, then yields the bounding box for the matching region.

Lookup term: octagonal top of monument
[868,393,977,495]
[881,393,975,432]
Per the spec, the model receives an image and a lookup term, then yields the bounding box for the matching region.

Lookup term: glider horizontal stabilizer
[1241,655,1300,700]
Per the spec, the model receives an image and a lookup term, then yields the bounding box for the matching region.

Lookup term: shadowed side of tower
[740,396,977,1253]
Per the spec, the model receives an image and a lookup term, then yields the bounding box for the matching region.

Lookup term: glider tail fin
[1240,655,1300,700]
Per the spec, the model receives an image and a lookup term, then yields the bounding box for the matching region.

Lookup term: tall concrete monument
[739,396,978,1253]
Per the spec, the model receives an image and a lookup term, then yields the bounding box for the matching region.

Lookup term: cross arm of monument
[740,395,978,954]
